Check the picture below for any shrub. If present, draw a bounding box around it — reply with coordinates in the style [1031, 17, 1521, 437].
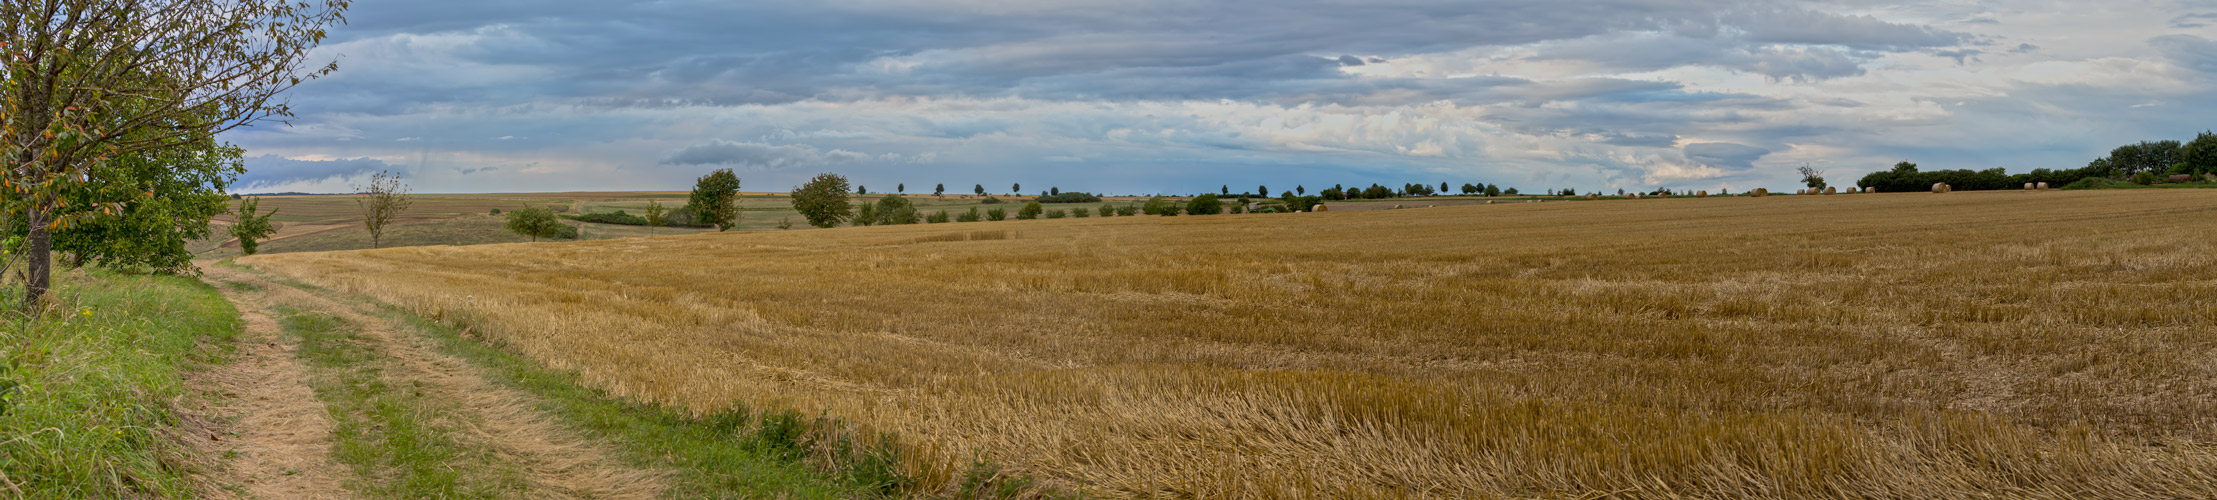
[1186, 194, 1224, 215]
[927, 210, 951, 223]
[488, 208, 501, 215]
[1231, 205, 1245, 214]
[505, 206, 568, 242]
[2132, 171, 2157, 185]
[1035, 192, 1102, 203]
[1141, 196, 1172, 215]
[1017, 201, 1044, 220]
[1073, 207, 1092, 218]
[854, 202, 877, 226]
[958, 207, 983, 222]
[1094, 206, 1113, 217]
[563, 210, 650, 225]
[987, 207, 1007, 221]
[1116, 205, 1139, 216]
[1159, 205, 1182, 216]
[875, 195, 920, 225]
[981, 196, 1003, 204]
[1044, 209, 1067, 219]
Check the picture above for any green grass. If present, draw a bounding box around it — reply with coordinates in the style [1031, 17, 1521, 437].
[0, 269, 242, 499]
[276, 308, 528, 499]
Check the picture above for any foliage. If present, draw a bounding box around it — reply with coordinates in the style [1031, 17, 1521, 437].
[1044, 209, 1066, 219]
[0, 0, 348, 307]
[1035, 192, 1102, 203]
[2133, 171, 2158, 185]
[875, 195, 919, 225]
[981, 196, 1003, 204]
[2094, 140, 2185, 176]
[643, 201, 668, 236]
[1141, 196, 1173, 215]
[1797, 164, 1828, 189]
[1072, 207, 1092, 218]
[15, 138, 242, 271]
[2060, 177, 2137, 190]
[958, 207, 983, 222]
[927, 210, 951, 224]
[1116, 205, 1140, 216]
[935, 184, 946, 197]
[356, 171, 413, 249]
[854, 202, 878, 226]
[563, 211, 650, 225]
[1186, 194, 1224, 215]
[231, 197, 280, 256]
[790, 173, 855, 228]
[690, 169, 744, 231]
[2183, 131, 2217, 176]
[1284, 195, 1325, 212]
[1858, 161, 2114, 193]
[777, 218, 795, 230]
[504, 206, 567, 242]
[986, 207, 1007, 221]
[1017, 201, 1045, 220]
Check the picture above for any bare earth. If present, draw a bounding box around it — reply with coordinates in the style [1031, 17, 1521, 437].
[183, 265, 354, 499]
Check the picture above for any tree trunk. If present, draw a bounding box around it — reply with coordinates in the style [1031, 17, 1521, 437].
[24, 208, 51, 313]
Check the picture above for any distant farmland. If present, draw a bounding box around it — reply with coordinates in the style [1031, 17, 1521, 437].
[242, 190, 2217, 498]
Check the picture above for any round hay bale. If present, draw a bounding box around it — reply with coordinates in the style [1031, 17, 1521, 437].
[1313, 204, 1329, 212]
[1823, 187, 1837, 195]
[1587, 194, 1599, 200]
[1931, 182, 1950, 193]
[1751, 188, 1768, 197]
[1867, 186, 1878, 193]
[1392, 204, 1403, 209]
[2037, 182, 2048, 190]
[1696, 190, 1708, 198]
[2024, 182, 2035, 190]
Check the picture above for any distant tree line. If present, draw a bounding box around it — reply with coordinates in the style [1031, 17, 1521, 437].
[1859, 131, 2216, 192]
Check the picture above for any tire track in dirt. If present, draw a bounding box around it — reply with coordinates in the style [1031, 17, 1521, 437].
[198, 263, 665, 499]
[185, 271, 355, 499]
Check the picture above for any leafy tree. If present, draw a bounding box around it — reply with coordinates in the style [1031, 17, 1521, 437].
[959, 207, 982, 222]
[1258, 185, 1269, 197]
[2099, 140, 2186, 176]
[974, 184, 985, 196]
[1050, 187, 1061, 196]
[689, 168, 742, 231]
[858, 185, 868, 195]
[356, 171, 412, 249]
[1013, 183, 1021, 194]
[1460, 183, 1477, 195]
[789, 173, 854, 228]
[504, 206, 565, 242]
[643, 200, 667, 236]
[898, 183, 905, 194]
[1797, 164, 1828, 189]
[1504, 187, 1519, 195]
[1, 0, 347, 307]
[1017, 201, 1045, 220]
[1186, 194, 1224, 215]
[1296, 186, 1306, 196]
[1141, 196, 1172, 215]
[935, 183, 945, 198]
[23, 135, 240, 272]
[875, 194, 919, 224]
[1440, 182, 1449, 194]
[854, 201, 878, 226]
[2183, 131, 2217, 176]
[230, 197, 280, 256]
[1221, 185, 1229, 195]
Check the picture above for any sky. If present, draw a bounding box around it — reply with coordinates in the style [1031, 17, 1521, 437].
[224, 0, 2217, 195]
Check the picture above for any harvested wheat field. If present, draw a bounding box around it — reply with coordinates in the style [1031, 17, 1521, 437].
[241, 189, 2217, 499]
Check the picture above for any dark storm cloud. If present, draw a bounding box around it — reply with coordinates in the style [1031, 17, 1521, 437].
[237, 155, 393, 189]
[1683, 143, 1772, 170]
[659, 140, 873, 169]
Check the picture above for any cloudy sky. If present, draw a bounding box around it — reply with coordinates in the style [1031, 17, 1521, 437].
[226, 0, 2217, 195]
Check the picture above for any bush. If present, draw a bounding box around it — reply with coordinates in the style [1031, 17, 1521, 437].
[1185, 194, 1223, 215]
[1141, 196, 1172, 215]
[488, 208, 501, 215]
[1094, 206, 1114, 217]
[1159, 205, 1183, 216]
[875, 195, 919, 225]
[1035, 192, 1102, 203]
[1231, 205, 1245, 214]
[2062, 177, 2132, 190]
[1044, 209, 1067, 219]
[854, 202, 877, 226]
[1073, 207, 1092, 218]
[980, 196, 1003, 204]
[1284, 195, 1325, 212]
[1116, 205, 1139, 216]
[2133, 171, 2158, 185]
[958, 207, 983, 222]
[927, 210, 951, 223]
[986, 207, 1007, 221]
[1017, 201, 1044, 220]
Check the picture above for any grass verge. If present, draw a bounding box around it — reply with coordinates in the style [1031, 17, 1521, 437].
[0, 269, 241, 498]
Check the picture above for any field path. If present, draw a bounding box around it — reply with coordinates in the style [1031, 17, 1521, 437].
[195, 262, 666, 499]
[183, 281, 355, 500]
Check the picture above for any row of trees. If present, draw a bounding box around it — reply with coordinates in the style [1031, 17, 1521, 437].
[1856, 132, 2217, 192]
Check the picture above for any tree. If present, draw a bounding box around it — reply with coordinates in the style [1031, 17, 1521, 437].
[1296, 185, 1306, 196]
[1258, 185, 1268, 197]
[689, 168, 742, 231]
[854, 201, 877, 226]
[1, 0, 347, 307]
[974, 184, 985, 196]
[858, 185, 868, 195]
[1017, 201, 1045, 220]
[898, 183, 905, 194]
[2099, 140, 2185, 176]
[1222, 185, 1229, 195]
[875, 194, 919, 225]
[1798, 164, 1828, 190]
[1186, 194, 1224, 215]
[230, 197, 280, 256]
[935, 183, 945, 198]
[2184, 131, 2217, 176]
[1440, 182, 1449, 194]
[1504, 187, 1519, 195]
[790, 173, 855, 228]
[642, 200, 668, 236]
[1013, 183, 1021, 194]
[504, 205, 564, 242]
[1050, 187, 1060, 196]
[356, 171, 412, 249]
[25, 133, 240, 272]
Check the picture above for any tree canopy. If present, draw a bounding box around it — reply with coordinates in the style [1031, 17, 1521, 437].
[689, 168, 742, 231]
[790, 173, 854, 228]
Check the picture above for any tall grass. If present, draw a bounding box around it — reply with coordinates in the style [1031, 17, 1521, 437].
[0, 269, 240, 498]
[246, 189, 2217, 498]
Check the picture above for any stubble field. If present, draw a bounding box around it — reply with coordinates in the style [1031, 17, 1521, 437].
[241, 189, 2217, 498]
